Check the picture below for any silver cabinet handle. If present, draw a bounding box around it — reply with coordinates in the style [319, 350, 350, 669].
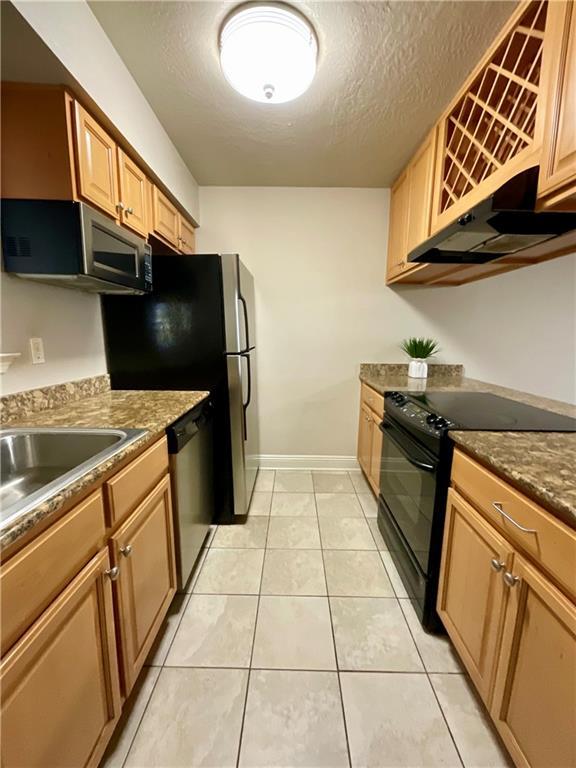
[492, 502, 537, 534]
[120, 544, 132, 558]
[503, 571, 520, 588]
[105, 566, 120, 581]
[126, 207, 134, 214]
[116, 202, 125, 211]
[490, 558, 505, 572]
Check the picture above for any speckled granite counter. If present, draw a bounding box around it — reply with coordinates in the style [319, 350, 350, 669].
[1, 388, 209, 552]
[360, 363, 576, 530]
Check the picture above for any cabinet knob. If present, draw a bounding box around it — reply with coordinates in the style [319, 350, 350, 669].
[120, 544, 133, 558]
[105, 566, 120, 581]
[126, 207, 134, 215]
[490, 558, 505, 572]
[116, 202, 125, 211]
[503, 571, 520, 588]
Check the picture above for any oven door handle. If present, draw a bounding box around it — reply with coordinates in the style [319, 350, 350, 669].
[379, 422, 437, 472]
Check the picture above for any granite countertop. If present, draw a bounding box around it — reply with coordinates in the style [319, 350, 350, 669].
[1, 389, 209, 552]
[360, 363, 576, 530]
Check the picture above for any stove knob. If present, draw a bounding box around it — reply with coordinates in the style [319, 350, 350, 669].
[395, 394, 407, 405]
[426, 413, 438, 425]
[385, 392, 396, 399]
[435, 417, 448, 429]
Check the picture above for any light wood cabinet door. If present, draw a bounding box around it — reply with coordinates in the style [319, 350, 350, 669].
[369, 410, 382, 493]
[386, 169, 410, 282]
[111, 474, 176, 694]
[74, 102, 119, 219]
[178, 215, 196, 254]
[0, 549, 121, 768]
[152, 186, 180, 248]
[357, 402, 373, 479]
[538, 1, 576, 210]
[118, 150, 148, 236]
[406, 130, 437, 254]
[437, 489, 513, 702]
[491, 554, 576, 768]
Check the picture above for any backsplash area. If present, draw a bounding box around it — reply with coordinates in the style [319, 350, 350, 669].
[0, 275, 107, 396]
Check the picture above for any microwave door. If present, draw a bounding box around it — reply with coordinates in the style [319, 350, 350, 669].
[81, 204, 144, 290]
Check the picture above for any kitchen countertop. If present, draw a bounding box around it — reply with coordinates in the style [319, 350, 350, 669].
[1, 389, 209, 553]
[360, 363, 576, 530]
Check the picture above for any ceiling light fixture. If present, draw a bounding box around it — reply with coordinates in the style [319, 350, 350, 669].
[219, 2, 318, 104]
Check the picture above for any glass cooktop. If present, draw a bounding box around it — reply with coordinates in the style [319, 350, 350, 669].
[408, 392, 576, 432]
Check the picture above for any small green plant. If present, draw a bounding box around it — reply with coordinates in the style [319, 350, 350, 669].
[401, 337, 440, 360]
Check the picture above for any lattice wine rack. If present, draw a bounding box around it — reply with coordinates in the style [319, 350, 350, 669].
[439, 0, 548, 215]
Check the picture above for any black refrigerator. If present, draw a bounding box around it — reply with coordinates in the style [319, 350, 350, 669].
[101, 253, 259, 523]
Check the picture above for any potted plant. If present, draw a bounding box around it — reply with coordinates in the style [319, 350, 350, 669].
[401, 337, 440, 379]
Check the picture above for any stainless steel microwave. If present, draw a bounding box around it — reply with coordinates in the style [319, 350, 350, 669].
[1, 200, 152, 294]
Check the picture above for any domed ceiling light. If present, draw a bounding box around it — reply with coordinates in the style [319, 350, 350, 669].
[219, 3, 318, 104]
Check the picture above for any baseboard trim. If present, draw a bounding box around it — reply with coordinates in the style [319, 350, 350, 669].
[258, 455, 360, 470]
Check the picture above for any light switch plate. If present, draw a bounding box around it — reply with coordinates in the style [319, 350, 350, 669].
[29, 337, 45, 364]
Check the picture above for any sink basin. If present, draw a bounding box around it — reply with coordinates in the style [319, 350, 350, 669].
[0, 427, 147, 528]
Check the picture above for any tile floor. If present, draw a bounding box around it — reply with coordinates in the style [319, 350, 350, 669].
[103, 469, 512, 768]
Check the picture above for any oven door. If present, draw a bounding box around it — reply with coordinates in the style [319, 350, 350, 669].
[80, 203, 149, 292]
[378, 416, 439, 574]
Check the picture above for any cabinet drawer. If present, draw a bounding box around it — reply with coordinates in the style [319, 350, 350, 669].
[361, 383, 384, 419]
[0, 490, 106, 655]
[105, 437, 169, 527]
[452, 450, 576, 599]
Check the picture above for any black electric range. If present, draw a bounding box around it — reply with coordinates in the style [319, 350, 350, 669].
[376, 391, 576, 633]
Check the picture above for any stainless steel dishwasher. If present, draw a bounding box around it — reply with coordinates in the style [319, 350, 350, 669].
[167, 401, 214, 590]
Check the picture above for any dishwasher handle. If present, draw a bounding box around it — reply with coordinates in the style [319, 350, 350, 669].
[167, 401, 212, 453]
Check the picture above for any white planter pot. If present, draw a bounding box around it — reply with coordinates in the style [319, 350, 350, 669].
[408, 358, 428, 379]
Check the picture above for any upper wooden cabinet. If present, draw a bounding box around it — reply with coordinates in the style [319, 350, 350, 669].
[386, 131, 436, 283]
[118, 149, 149, 236]
[538, 0, 576, 210]
[74, 103, 120, 219]
[179, 215, 196, 255]
[152, 186, 180, 248]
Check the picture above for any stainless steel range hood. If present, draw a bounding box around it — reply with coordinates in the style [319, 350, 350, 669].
[408, 168, 576, 265]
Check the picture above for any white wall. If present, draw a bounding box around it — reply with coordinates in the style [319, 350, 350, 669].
[0, 275, 106, 395]
[197, 187, 576, 458]
[12, 0, 200, 222]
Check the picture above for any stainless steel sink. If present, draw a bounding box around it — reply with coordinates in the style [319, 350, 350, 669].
[0, 427, 147, 528]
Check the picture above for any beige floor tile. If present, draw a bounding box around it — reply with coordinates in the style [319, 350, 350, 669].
[367, 518, 388, 549]
[266, 517, 321, 549]
[261, 549, 327, 595]
[312, 471, 355, 493]
[193, 548, 264, 594]
[125, 668, 248, 768]
[380, 551, 410, 598]
[316, 492, 364, 518]
[239, 670, 349, 767]
[211, 517, 268, 548]
[254, 469, 275, 492]
[349, 470, 372, 494]
[319, 517, 376, 550]
[430, 673, 512, 767]
[323, 550, 394, 597]
[358, 492, 378, 518]
[184, 546, 209, 593]
[270, 492, 316, 517]
[101, 666, 161, 768]
[273, 470, 314, 492]
[145, 593, 190, 666]
[341, 672, 462, 767]
[165, 595, 258, 668]
[252, 596, 336, 670]
[331, 597, 423, 671]
[400, 599, 462, 673]
[249, 491, 272, 516]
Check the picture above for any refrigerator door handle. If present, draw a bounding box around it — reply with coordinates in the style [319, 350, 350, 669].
[239, 293, 250, 351]
[241, 351, 252, 409]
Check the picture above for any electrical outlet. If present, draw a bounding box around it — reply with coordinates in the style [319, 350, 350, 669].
[29, 337, 45, 364]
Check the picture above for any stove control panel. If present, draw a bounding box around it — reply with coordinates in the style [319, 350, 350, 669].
[384, 392, 457, 434]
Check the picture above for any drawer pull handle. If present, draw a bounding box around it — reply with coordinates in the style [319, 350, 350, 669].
[120, 544, 133, 557]
[503, 571, 520, 588]
[490, 558, 505, 572]
[492, 502, 537, 534]
[105, 566, 120, 581]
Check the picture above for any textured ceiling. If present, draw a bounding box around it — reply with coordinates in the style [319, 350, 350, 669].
[89, 0, 516, 187]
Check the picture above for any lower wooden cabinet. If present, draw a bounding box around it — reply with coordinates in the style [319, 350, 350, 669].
[438, 459, 576, 768]
[491, 555, 576, 768]
[357, 383, 384, 494]
[111, 474, 177, 694]
[0, 549, 121, 768]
